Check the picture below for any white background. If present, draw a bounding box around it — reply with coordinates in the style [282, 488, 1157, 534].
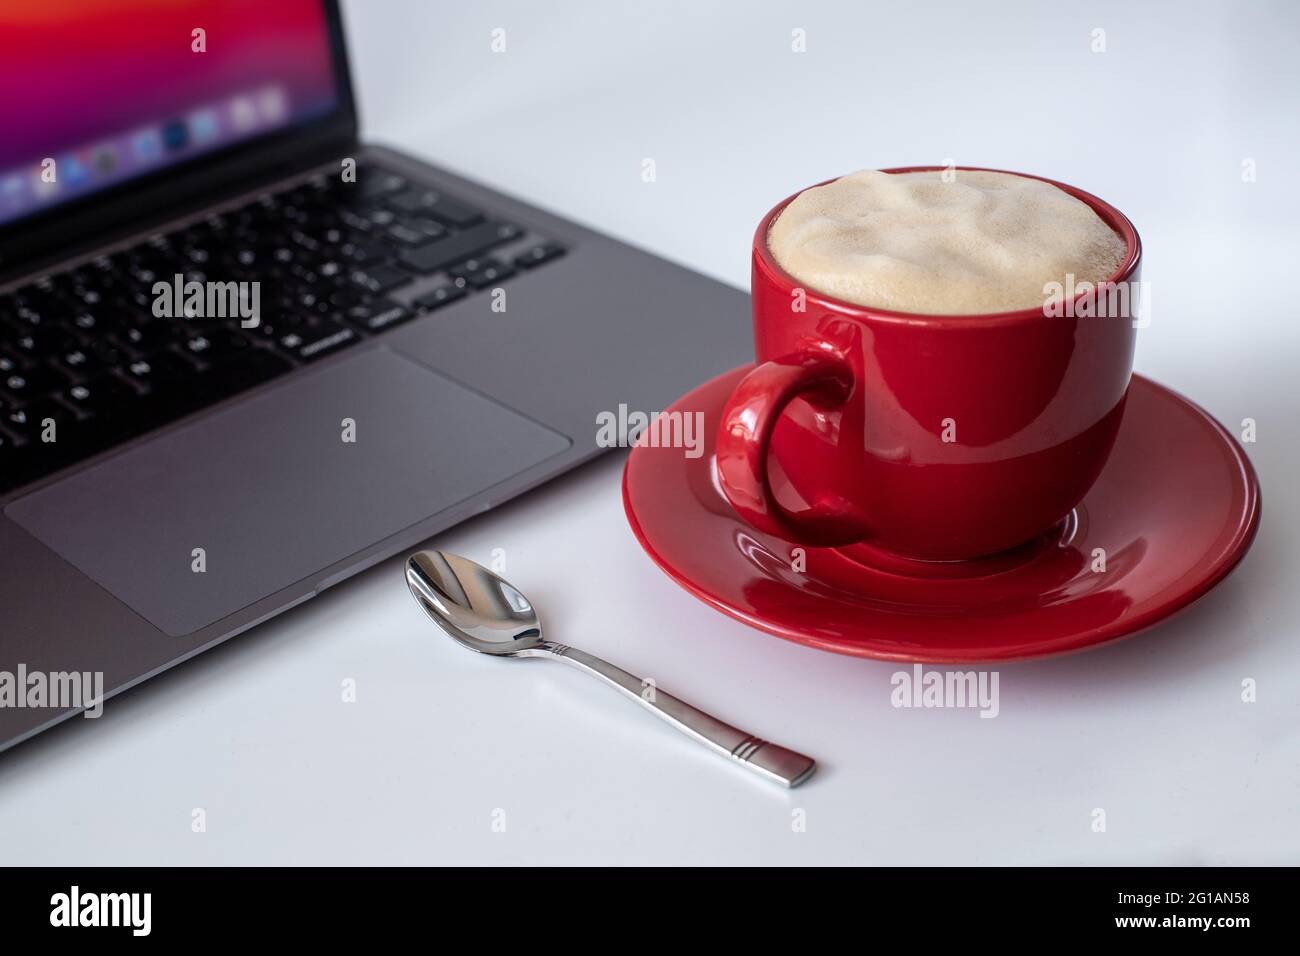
[1, 0, 1296, 864]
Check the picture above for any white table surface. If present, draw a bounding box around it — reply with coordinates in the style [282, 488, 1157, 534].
[2, 0, 1296, 865]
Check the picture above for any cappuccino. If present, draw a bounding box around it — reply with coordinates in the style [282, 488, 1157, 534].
[767, 169, 1128, 315]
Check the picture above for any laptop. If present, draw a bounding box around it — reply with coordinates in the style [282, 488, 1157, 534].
[0, 0, 748, 751]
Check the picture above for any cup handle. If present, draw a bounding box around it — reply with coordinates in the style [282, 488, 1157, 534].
[715, 352, 869, 546]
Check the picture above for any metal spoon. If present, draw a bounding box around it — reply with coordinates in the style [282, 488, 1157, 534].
[405, 550, 816, 787]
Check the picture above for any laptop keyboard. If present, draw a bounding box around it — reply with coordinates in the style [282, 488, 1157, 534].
[0, 163, 566, 494]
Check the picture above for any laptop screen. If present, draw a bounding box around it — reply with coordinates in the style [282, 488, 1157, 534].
[0, 0, 340, 228]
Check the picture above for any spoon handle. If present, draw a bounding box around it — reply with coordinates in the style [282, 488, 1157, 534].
[539, 642, 816, 787]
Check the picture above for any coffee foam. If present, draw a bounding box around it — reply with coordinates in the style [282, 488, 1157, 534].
[766, 169, 1129, 315]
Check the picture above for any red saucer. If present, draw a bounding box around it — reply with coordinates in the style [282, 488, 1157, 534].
[622, 366, 1260, 663]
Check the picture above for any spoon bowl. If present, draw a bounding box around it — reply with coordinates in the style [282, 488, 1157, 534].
[406, 550, 547, 656]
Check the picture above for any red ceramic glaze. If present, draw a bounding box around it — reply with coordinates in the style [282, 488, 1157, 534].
[716, 167, 1143, 559]
[624, 366, 1260, 663]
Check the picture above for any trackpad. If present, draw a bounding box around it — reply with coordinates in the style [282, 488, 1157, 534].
[6, 348, 570, 636]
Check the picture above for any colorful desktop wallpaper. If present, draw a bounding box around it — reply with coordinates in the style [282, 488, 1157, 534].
[0, 0, 339, 223]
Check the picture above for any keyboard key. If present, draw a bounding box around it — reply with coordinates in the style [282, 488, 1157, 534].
[181, 330, 260, 366]
[450, 257, 516, 289]
[290, 228, 324, 253]
[411, 283, 468, 312]
[57, 347, 109, 376]
[9, 326, 78, 358]
[388, 189, 484, 228]
[344, 299, 415, 333]
[85, 339, 129, 368]
[349, 263, 412, 295]
[277, 322, 358, 362]
[494, 222, 525, 243]
[397, 222, 515, 274]
[339, 209, 375, 233]
[61, 375, 138, 417]
[358, 170, 407, 197]
[394, 216, 446, 243]
[5, 399, 74, 441]
[2, 365, 70, 400]
[113, 321, 177, 352]
[67, 311, 109, 334]
[386, 222, 439, 246]
[281, 287, 335, 317]
[120, 352, 196, 393]
[2, 406, 32, 437]
[337, 238, 391, 265]
[514, 241, 567, 269]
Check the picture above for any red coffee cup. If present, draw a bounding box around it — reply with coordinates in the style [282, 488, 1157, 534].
[716, 167, 1142, 561]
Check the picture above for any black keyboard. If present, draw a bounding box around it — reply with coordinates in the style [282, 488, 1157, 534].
[0, 164, 567, 494]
